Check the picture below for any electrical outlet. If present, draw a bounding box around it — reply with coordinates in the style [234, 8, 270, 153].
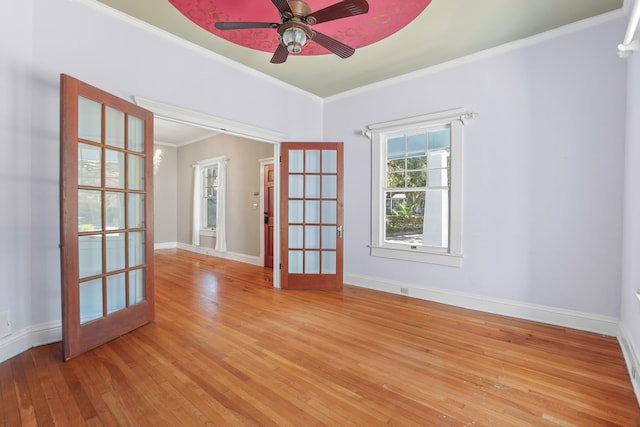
[0, 310, 10, 338]
[400, 287, 409, 295]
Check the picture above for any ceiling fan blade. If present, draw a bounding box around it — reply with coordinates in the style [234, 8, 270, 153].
[215, 22, 279, 30]
[307, 0, 369, 25]
[311, 31, 355, 59]
[270, 43, 290, 64]
[271, 0, 294, 16]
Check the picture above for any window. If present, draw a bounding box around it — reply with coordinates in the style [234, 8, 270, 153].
[202, 164, 218, 231]
[366, 108, 474, 267]
[192, 156, 227, 251]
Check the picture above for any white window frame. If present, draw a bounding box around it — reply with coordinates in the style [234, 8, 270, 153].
[192, 156, 228, 251]
[365, 108, 476, 267]
[200, 162, 219, 237]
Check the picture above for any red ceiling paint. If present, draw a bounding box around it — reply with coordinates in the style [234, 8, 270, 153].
[169, 0, 432, 56]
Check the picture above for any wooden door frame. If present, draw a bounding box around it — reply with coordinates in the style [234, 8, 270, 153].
[132, 97, 284, 288]
[259, 157, 275, 268]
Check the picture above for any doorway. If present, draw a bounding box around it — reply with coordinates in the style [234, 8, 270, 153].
[140, 97, 283, 287]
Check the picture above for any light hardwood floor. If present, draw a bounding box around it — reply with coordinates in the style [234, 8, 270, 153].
[2, 249, 639, 426]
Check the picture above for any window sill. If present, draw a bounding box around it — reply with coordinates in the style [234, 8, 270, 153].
[200, 229, 216, 238]
[370, 246, 462, 267]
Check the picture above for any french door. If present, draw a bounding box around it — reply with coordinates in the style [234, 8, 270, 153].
[60, 74, 155, 360]
[280, 142, 343, 290]
[264, 163, 275, 268]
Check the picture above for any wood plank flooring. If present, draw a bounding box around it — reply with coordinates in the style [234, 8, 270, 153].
[1, 248, 639, 426]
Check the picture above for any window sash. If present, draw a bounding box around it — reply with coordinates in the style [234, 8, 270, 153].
[369, 112, 465, 266]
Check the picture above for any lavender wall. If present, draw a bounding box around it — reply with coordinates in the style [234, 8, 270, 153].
[325, 18, 627, 317]
[0, 1, 34, 334]
[622, 40, 640, 363]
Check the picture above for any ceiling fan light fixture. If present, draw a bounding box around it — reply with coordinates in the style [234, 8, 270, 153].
[282, 26, 308, 54]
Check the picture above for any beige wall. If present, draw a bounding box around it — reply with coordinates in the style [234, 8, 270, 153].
[177, 134, 273, 256]
[153, 144, 178, 243]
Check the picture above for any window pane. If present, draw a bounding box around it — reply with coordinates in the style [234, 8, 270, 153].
[289, 150, 304, 173]
[387, 171, 405, 188]
[78, 190, 102, 232]
[305, 251, 320, 274]
[387, 159, 405, 172]
[305, 201, 320, 224]
[322, 226, 337, 249]
[385, 191, 426, 245]
[105, 233, 125, 272]
[322, 251, 336, 274]
[128, 154, 144, 190]
[306, 175, 320, 198]
[305, 226, 320, 249]
[289, 200, 303, 223]
[128, 193, 145, 229]
[105, 192, 125, 230]
[78, 97, 101, 143]
[129, 269, 146, 305]
[428, 168, 448, 187]
[288, 250, 303, 273]
[406, 156, 427, 170]
[79, 235, 102, 278]
[105, 107, 125, 148]
[105, 149, 125, 188]
[407, 171, 426, 188]
[106, 273, 126, 314]
[322, 201, 337, 224]
[306, 150, 320, 173]
[80, 278, 103, 324]
[428, 129, 450, 150]
[322, 150, 337, 173]
[387, 136, 405, 157]
[128, 115, 145, 153]
[205, 197, 216, 228]
[128, 231, 145, 267]
[78, 143, 101, 187]
[289, 175, 303, 198]
[289, 226, 303, 248]
[423, 189, 449, 248]
[322, 175, 337, 199]
[407, 133, 427, 154]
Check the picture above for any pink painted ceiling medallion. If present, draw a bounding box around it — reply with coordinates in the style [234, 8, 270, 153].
[169, 0, 432, 56]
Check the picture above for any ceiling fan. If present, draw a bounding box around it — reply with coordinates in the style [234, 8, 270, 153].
[214, 0, 370, 64]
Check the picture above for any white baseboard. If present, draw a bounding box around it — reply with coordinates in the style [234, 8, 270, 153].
[0, 321, 62, 363]
[618, 325, 640, 406]
[344, 273, 620, 336]
[154, 241, 177, 250]
[174, 242, 263, 266]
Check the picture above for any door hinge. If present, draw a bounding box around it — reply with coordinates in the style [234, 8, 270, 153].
[279, 263, 282, 270]
[279, 155, 282, 162]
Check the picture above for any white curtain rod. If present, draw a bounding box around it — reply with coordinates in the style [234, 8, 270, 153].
[619, 0, 640, 57]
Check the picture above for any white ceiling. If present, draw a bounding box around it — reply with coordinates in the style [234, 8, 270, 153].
[89, 0, 626, 144]
[154, 118, 219, 146]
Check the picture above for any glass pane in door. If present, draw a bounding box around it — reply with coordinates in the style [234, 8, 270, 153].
[106, 273, 126, 314]
[105, 107, 125, 148]
[78, 97, 102, 142]
[129, 268, 146, 305]
[80, 278, 103, 324]
[78, 143, 101, 187]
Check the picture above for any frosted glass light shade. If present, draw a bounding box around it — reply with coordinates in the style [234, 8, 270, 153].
[282, 27, 307, 53]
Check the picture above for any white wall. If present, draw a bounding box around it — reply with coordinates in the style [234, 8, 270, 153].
[325, 18, 627, 318]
